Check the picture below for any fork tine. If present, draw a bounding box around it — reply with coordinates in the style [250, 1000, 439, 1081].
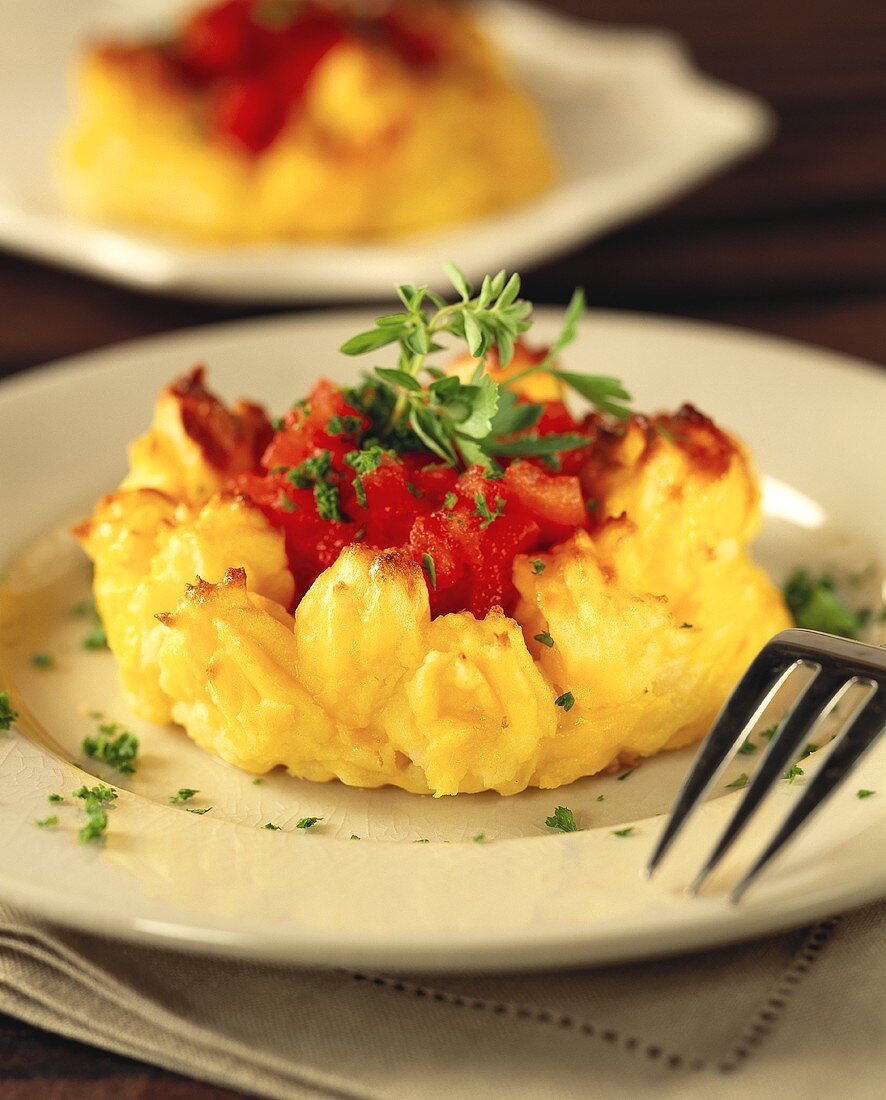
[645, 649, 799, 878]
[687, 668, 844, 895]
[731, 683, 885, 903]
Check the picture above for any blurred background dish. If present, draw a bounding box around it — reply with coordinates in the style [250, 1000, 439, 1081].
[0, 0, 770, 300]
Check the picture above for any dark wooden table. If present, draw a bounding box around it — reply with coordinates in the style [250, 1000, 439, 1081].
[2, 1, 885, 1095]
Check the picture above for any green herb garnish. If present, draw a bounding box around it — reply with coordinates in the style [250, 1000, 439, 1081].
[737, 741, 758, 756]
[530, 559, 546, 575]
[783, 569, 867, 639]
[612, 826, 634, 838]
[263, 822, 282, 830]
[545, 806, 577, 832]
[784, 764, 805, 784]
[82, 613, 108, 650]
[726, 773, 749, 790]
[422, 553, 437, 589]
[0, 690, 17, 729]
[82, 721, 138, 775]
[555, 691, 575, 712]
[34, 815, 58, 829]
[31, 653, 54, 670]
[169, 788, 199, 804]
[339, 266, 631, 471]
[72, 784, 117, 843]
[857, 789, 876, 799]
[187, 806, 212, 815]
[48, 793, 64, 803]
[473, 492, 505, 530]
[296, 816, 322, 830]
[534, 631, 554, 648]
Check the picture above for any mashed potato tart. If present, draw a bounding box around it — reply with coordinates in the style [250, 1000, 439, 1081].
[76, 268, 789, 794]
[59, 0, 554, 242]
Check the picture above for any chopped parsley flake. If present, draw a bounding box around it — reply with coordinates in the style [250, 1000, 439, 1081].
[326, 414, 363, 436]
[422, 553, 437, 589]
[286, 450, 345, 522]
[31, 653, 54, 670]
[296, 816, 322, 830]
[34, 815, 58, 828]
[596, 795, 605, 802]
[0, 690, 18, 730]
[263, 822, 282, 830]
[169, 788, 199, 804]
[612, 826, 634, 837]
[350, 834, 361, 840]
[187, 806, 212, 815]
[82, 613, 108, 650]
[783, 569, 866, 639]
[252, 778, 264, 786]
[473, 493, 505, 530]
[617, 769, 635, 781]
[406, 481, 424, 498]
[82, 721, 139, 775]
[473, 833, 487, 843]
[555, 691, 575, 712]
[726, 773, 749, 790]
[530, 559, 546, 575]
[680, 622, 694, 630]
[798, 743, 818, 760]
[784, 764, 805, 784]
[48, 793, 64, 803]
[857, 789, 876, 799]
[586, 498, 598, 513]
[737, 741, 758, 756]
[72, 784, 117, 843]
[534, 631, 554, 648]
[759, 725, 778, 742]
[442, 491, 457, 511]
[545, 806, 577, 832]
[278, 490, 298, 513]
[70, 600, 92, 617]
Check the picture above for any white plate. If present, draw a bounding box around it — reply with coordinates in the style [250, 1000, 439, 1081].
[1, 310, 884, 972]
[0, 0, 772, 302]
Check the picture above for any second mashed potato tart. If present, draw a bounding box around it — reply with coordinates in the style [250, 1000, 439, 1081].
[59, 0, 554, 242]
[77, 269, 789, 794]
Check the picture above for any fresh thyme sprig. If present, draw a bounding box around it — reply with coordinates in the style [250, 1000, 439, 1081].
[339, 265, 632, 471]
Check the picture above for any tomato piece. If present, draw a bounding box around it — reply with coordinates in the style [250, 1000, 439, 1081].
[503, 462, 588, 541]
[179, 0, 261, 79]
[213, 77, 289, 153]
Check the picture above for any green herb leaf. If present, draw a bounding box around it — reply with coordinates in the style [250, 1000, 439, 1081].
[726, 773, 749, 790]
[296, 816, 322, 830]
[82, 613, 108, 650]
[473, 492, 505, 530]
[422, 553, 437, 590]
[0, 690, 18, 730]
[737, 741, 758, 756]
[534, 631, 554, 648]
[555, 691, 575, 712]
[31, 653, 54, 670]
[612, 826, 635, 838]
[263, 822, 282, 830]
[545, 806, 577, 832]
[784, 764, 805, 784]
[34, 815, 59, 828]
[530, 559, 546, 575]
[82, 722, 139, 775]
[857, 789, 876, 799]
[187, 806, 212, 815]
[783, 569, 866, 639]
[169, 788, 199, 804]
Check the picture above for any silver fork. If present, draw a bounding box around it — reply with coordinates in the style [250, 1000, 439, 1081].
[646, 628, 886, 902]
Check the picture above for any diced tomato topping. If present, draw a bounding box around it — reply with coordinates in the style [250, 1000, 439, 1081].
[230, 378, 594, 617]
[168, 0, 442, 155]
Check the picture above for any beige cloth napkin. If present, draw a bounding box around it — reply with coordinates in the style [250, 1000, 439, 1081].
[1, 900, 884, 1100]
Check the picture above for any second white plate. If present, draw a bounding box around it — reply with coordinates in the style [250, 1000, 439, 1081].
[0, 0, 772, 301]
